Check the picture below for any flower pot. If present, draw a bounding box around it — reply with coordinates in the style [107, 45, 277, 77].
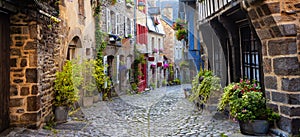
[83, 96, 94, 107]
[239, 120, 269, 135]
[148, 56, 155, 61]
[157, 62, 162, 67]
[55, 106, 69, 123]
[93, 95, 99, 103]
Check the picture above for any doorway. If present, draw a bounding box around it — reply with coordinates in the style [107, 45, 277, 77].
[0, 12, 10, 132]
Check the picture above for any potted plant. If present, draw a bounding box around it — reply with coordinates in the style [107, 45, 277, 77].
[218, 79, 280, 135]
[189, 70, 221, 111]
[162, 80, 167, 86]
[173, 78, 181, 85]
[82, 59, 97, 107]
[176, 28, 187, 41]
[54, 60, 79, 123]
[172, 19, 187, 30]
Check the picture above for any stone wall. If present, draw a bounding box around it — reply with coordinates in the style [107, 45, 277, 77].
[245, 0, 300, 135]
[161, 20, 175, 63]
[9, 9, 60, 128]
[37, 15, 60, 125]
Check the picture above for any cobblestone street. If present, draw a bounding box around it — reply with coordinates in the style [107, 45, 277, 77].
[1, 85, 242, 137]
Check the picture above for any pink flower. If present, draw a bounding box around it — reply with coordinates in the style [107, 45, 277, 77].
[163, 63, 169, 69]
[253, 83, 257, 88]
[246, 79, 250, 84]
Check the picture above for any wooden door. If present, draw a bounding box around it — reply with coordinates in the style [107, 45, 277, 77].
[0, 12, 10, 132]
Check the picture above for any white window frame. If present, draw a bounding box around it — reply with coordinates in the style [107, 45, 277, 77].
[106, 9, 111, 33]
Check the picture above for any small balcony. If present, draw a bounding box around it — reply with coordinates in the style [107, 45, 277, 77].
[198, 0, 239, 22]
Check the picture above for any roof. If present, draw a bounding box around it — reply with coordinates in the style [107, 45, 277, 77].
[147, 15, 165, 35]
[161, 15, 174, 27]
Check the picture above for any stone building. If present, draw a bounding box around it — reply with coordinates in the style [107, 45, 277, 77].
[161, 16, 184, 81]
[147, 8, 165, 88]
[100, 0, 138, 94]
[197, 0, 300, 135]
[0, 0, 97, 131]
[59, 0, 97, 106]
[0, 0, 61, 131]
[179, 0, 202, 72]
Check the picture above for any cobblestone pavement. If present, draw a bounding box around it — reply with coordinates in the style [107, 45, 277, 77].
[1, 85, 243, 137]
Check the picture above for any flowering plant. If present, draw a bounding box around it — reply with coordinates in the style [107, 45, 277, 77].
[153, 48, 158, 53]
[159, 48, 164, 53]
[163, 63, 169, 69]
[218, 79, 279, 122]
[172, 19, 187, 30]
[175, 29, 187, 41]
[150, 63, 156, 68]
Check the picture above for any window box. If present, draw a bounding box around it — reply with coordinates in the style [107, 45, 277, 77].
[148, 56, 155, 61]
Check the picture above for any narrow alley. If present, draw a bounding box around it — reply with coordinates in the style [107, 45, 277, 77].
[1, 85, 240, 137]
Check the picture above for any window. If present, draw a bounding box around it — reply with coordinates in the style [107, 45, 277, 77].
[126, 18, 131, 36]
[152, 37, 155, 51]
[158, 38, 161, 51]
[110, 11, 116, 34]
[106, 9, 111, 33]
[240, 26, 262, 82]
[131, 19, 134, 36]
[78, 0, 85, 24]
[116, 14, 122, 35]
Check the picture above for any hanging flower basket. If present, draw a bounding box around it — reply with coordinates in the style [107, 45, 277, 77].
[176, 29, 187, 41]
[172, 19, 187, 30]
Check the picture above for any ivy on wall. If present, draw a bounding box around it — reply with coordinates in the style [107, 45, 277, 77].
[93, 16, 112, 100]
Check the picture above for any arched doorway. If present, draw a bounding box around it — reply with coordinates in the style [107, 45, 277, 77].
[67, 36, 82, 60]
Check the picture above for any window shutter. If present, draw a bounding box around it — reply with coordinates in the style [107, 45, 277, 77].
[103, 56, 108, 88]
[106, 9, 110, 33]
[131, 19, 134, 37]
[115, 13, 118, 34]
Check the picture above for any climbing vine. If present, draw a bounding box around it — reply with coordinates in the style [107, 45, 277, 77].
[92, 0, 117, 16]
[131, 52, 145, 91]
[93, 16, 112, 100]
